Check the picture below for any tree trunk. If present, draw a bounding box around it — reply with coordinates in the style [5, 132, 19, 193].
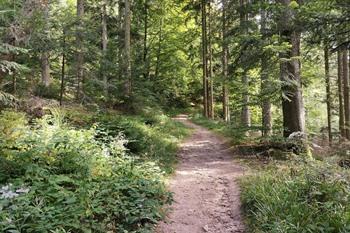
[338, 50, 345, 138]
[124, 0, 132, 97]
[208, 0, 214, 119]
[41, 1, 51, 87]
[278, 0, 305, 137]
[240, 0, 250, 127]
[155, 17, 163, 79]
[343, 49, 350, 139]
[260, 1, 272, 136]
[76, 0, 84, 100]
[324, 44, 332, 144]
[118, 0, 123, 80]
[12, 72, 17, 95]
[60, 30, 66, 106]
[101, 0, 108, 98]
[222, 0, 230, 122]
[143, 0, 149, 79]
[201, 0, 209, 117]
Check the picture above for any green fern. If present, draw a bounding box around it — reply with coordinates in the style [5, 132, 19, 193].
[0, 91, 17, 107]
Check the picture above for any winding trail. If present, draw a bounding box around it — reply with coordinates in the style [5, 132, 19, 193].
[156, 115, 245, 233]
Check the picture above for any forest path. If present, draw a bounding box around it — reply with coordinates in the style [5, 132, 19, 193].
[156, 115, 245, 233]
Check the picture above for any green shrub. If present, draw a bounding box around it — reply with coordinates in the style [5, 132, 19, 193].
[0, 110, 173, 232]
[34, 82, 61, 99]
[241, 161, 350, 233]
[190, 113, 247, 144]
[94, 112, 189, 174]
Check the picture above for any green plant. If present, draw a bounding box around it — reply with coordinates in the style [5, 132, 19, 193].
[241, 161, 350, 233]
[0, 110, 176, 232]
[34, 82, 61, 100]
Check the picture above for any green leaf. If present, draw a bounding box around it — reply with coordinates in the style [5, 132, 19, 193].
[289, 1, 299, 9]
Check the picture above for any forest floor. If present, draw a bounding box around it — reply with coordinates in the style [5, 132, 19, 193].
[156, 115, 245, 233]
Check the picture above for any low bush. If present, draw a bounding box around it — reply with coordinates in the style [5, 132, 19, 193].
[34, 82, 61, 100]
[65, 109, 189, 174]
[241, 160, 350, 233]
[0, 109, 182, 232]
[190, 113, 248, 144]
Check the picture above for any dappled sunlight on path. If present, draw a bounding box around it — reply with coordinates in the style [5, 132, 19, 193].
[156, 115, 245, 233]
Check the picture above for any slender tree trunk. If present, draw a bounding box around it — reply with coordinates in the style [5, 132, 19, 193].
[240, 0, 250, 127]
[201, 0, 209, 117]
[343, 49, 350, 139]
[324, 44, 332, 144]
[338, 50, 345, 138]
[76, 0, 84, 100]
[101, 0, 108, 98]
[124, 0, 132, 97]
[155, 17, 163, 79]
[41, 1, 51, 87]
[208, 0, 214, 119]
[12, 72, 16, 95]
[60, 30, 66, 106]
[118, 0, 123, 80]
[222, 0, 230, 122]
[143, 0, 149, 79]
[278, 0, 305, 137]
[260, 1, 272, 136]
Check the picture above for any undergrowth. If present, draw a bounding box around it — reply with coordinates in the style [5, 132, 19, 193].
[65, 107, 189, 174]
[0, 108, 189, 232]
[241, 160, 350, 233]
[190, 113, 248, 144]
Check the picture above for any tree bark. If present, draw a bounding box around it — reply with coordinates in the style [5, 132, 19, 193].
[201, 0, 209, 117]
[76, 0, 84, 100]
[118, 0, 123, 80]
[261, 1, 272, 136]
[143, 0, 149, 79]
[338, 50, 345, 138]
[60, 30, 66, 106]
[343, 49, 350, 139]
[124, 0, 132, 97]
[278, 0, 305, 137]
[240, 0, 250, 127]
[41, 0, 51, 87]
[222, 0, 230, 122]
[324, 44, 332, 144]
[155, 17, 163, 80]
[101, 0, 108, 98]
[208, 0, 214, 119]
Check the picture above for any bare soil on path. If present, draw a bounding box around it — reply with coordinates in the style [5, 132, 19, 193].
[156, 115, 245, 233]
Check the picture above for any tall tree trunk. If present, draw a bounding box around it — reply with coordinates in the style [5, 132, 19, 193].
[41, 1, 51, 87]
[343, 49, 350, 139]
[76, 0, 84, 100]
[324, 44, 332, 144]
[240, 0, 250, 127]
[155, 17, 163, 79]
[124, 0, 132, 97]
[208, 0, 214, 119]
[143, 0, 149, 79]
[222, 0, 230, 122]
[278, 0, 305, 137]
[118, 0, 123, 80]
[338, 50, 345, 138]
[201, 0, 209, 117]
[12, 72, 17, 95]
[101, 0, 108, 98]
[260, 1, 272, 136]
[60, 30, 66, 106]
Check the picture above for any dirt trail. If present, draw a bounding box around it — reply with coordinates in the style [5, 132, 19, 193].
[156, 115, 245, 233]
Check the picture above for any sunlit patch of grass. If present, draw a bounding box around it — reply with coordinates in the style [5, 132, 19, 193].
[240, 159, 350, 233]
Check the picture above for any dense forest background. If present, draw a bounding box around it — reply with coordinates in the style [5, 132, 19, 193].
[1, 0, 350, 232]
[1, 0, 350, 140]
